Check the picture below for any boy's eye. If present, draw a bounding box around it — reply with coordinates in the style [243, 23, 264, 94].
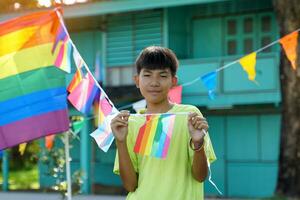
[143, 74, 150, 77]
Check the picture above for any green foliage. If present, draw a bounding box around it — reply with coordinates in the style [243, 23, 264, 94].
[39, 131, 83, 199]
[7, 141, 40, 170]
[0, 166, 39, 190]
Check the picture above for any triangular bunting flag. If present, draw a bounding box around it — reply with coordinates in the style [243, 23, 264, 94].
[201, 72, 217, 100]
[45, 135, 55, 150]
[168, 85, 183, 104]
[72, 118, 85, 135]
[279, 31, 298, 70]
[239, 52, 257, 82]
[19, 143, 27, 155]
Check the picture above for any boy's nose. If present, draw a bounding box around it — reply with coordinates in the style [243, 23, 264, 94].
[149, 79, 160, 87]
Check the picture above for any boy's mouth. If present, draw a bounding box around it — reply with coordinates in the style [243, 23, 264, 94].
[148, 90, 161, 95]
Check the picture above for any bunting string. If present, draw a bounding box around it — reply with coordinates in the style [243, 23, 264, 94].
[61, 4, 300, 155]
[56, 10, 117, 111]
[178, 28, 300, 93]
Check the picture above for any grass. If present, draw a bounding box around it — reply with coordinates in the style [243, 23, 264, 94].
[0, 165, 40, 190]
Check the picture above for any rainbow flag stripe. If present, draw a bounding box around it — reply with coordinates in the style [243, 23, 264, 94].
[93, 91, 113, 125]
[0, 10, 71, 150]
[134, 114, 176, 159]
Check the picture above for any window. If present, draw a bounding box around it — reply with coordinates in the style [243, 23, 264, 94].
[227, 20, 237, 35]
[106, 66, 135, 86]
[259, 14, 276, 53]
[244, 38, 253, 53]
[261, 16, 271, 32]
[228, 40, 237, 55]
[225, 13, 276, 56]
[243, 18, 253, 33]
[106, 10, 163, 86]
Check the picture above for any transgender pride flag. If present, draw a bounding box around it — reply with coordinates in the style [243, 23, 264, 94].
[68, 73, 99, 114]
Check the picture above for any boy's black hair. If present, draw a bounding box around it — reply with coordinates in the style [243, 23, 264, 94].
[135, 46, 179, 76]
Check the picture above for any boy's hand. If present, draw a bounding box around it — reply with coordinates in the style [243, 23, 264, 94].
[188, 112, 209, 145]
[111, 110, 130, 142]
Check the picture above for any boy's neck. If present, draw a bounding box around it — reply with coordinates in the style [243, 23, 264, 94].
[146, 100, 174, 114]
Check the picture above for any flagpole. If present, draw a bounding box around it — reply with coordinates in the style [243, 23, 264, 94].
[64, 132, 72, 200]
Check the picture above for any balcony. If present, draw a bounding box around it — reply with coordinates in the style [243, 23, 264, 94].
[178, 52, 281, 108]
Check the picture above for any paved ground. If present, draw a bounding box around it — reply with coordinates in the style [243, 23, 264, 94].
[0, 192, 239, 200]
[0, 192, 125, 200]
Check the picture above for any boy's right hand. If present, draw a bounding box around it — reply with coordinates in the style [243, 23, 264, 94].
[111, 110, 130, 142]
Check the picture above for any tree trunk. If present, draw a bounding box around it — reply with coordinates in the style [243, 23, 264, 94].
[273, 0, 300, 197]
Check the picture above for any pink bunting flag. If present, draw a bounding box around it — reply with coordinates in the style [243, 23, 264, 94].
[168, 85, 182, 104]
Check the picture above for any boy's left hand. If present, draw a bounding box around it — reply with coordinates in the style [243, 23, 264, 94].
[188, 112, 209, 144]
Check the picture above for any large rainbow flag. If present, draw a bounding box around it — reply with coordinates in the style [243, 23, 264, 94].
[0, 10, 71, 150]
[134, 114, 176, 159]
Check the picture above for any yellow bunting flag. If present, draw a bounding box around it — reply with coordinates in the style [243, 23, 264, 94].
[279, 31, 298, 70]
[19, 143, 27, 155]
[239, 52, 257, 82]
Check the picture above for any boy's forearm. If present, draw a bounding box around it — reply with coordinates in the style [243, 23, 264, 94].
[192, 146, 208, 182]
[116, 141, 138, 192]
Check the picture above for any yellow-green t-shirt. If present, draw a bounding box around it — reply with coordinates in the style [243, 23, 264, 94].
[113, 104, 216, 200]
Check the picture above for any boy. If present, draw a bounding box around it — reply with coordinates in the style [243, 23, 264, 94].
[111, 46, 216, 200]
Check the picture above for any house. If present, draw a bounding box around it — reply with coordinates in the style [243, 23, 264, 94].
[0, 0, 281, 198]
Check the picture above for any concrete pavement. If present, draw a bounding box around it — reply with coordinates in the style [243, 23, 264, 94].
[0, 192, 238, 200]
[0, 192, 125, 200]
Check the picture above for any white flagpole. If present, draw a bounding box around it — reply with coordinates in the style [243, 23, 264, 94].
[65, 132, 72, 200]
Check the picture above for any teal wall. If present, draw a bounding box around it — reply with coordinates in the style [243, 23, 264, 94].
[204, 113, 280, 197]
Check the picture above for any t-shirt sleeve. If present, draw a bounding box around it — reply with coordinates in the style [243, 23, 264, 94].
[187, 106, 217, 164]
[113, 121, 139, 175]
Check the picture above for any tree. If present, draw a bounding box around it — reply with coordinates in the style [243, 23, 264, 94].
[273, 0, 300, 197]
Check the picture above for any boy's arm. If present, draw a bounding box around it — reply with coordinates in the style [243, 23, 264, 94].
[191, 139, 208, 182]
[188, 112, 209, 182]
[111, 111, 138, 192]
[116, 140, 138, 192]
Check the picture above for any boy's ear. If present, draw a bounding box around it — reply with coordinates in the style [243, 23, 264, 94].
[133, 75, 140, 88]
[171, 76, 178, 87]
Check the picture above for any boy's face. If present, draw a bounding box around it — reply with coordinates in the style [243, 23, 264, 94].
[134, 68, 177, 104]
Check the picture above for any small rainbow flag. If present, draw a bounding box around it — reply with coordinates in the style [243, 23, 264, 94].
[94, 91, 113, 125]
[67, 67, 83, 93]
[67, 48, 84, 92]
[134, 114, 176, 159]
[68, 73, 99, 114]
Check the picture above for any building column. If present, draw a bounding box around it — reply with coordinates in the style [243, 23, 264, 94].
[80, 119, 92, 194]
[2, 150, 9, 191]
